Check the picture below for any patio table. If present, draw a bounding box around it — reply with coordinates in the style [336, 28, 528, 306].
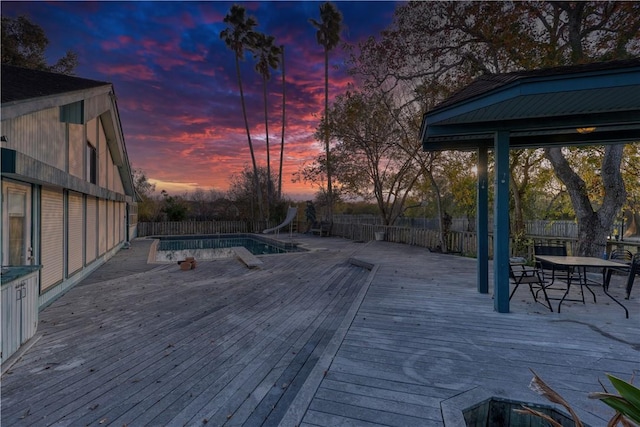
[534, 255, 631, 318]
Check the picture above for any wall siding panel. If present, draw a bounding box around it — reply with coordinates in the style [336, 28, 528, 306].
[67, 192, 84, 275]
[1, 108, 66, 170]
[86, 197, 97, 263]
[113, 166, 124, 194]
[99, 120, 108, 188]
[120, 202, 125, 242]
[84, 93, 111, 122]
[87, 118, 97, 145]
[68, 124, 84, 178]
[107, 200, 115, 250]
[41, 188, 64, 291]
[108, 150, 115, 191]
[99, 199, 107, 256]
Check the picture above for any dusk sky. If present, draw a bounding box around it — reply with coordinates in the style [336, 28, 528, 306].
[2, 1, 400, 199]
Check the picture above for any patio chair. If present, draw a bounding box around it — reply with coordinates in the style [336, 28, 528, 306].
[509, 260, 553, 311]
[534, 244, 580, 286]
[603, 249, 634, 295]
[624, 252, 640, 299]
[310, 221, 332, 237]
[609, 249, 633, 263]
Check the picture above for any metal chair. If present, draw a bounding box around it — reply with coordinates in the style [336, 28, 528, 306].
[509, 261, 553, 311]
[534, 244, 579, 286]
[625, 252, 640, 299]
[609, 249, 633, 263]
[604, 250, 635, 298]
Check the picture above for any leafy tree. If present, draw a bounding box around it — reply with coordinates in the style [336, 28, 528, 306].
[160, 190, 189, 221]
[227, 165, 280, 221]
[442, 152, 478, 230]
[252, 33, 282, 218]
[530, 1, 638, 255]
[293, 155, 343, 220]
[509, 150, 548, 235]
[132, 169, 159, 222]
[220, 5, 264, 220]
[323, 90, 420, 225]
[1, 15, 78, 74]
[187, 188, 226, 221]
[621, 144, 640, 237]
[309, 2, 343, 222]
[349, 1, 640, 256]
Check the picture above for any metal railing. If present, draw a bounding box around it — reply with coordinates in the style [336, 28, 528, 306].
[137, 220, 275, 237]
[136, 220, 637, 258]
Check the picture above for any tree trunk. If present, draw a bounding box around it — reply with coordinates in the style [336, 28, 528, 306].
[324, 47, 333, 221]
[421, 165, 447, 252]
[263, 76, 271, 219]
[278, 45, 286, 199]
[510, 173, 526, 236]
[544, 145, 626, 256]
[236, 57, 264, 221]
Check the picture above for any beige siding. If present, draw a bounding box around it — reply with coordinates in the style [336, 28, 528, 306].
[118, 202, 124, 242]
[107, 200, 114, 250]
[67, 192, 84, 275]
[41, 188, 64, 291]
[86, 197, 97, 263]
[113, 166, 125, 194]
[68, 124, 84, 178]
[1, 108, 66, 170]
[109, 151, 120, 191]
[98, 199, 107, 255]
[115, 202, 121, 244]
[98, 120, 108, 188]
[87, 118, 97, 146]
[84, 92, 112, 122]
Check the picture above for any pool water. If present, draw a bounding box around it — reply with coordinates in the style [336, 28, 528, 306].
[153, 234, 304, 262]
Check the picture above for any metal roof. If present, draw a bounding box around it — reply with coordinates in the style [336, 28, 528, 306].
[420, 58, 640, 150]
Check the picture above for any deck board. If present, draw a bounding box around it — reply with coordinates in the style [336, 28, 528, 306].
[1, 236, 639, 427]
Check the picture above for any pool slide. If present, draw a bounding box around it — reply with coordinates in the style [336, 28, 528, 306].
[263, 207, 298, 234]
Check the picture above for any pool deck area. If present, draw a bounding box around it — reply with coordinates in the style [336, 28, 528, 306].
[1, 234, 639, 426]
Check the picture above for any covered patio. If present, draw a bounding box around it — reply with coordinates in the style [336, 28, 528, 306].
[420, 58, 640, 313]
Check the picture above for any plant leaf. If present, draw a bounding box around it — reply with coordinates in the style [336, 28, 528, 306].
[528, 369, 584, 427]
[599, 396, 640, 424]
[607, 374, 640, 410]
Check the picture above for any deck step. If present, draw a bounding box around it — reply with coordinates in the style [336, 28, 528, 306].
[232, 246, 263, 268]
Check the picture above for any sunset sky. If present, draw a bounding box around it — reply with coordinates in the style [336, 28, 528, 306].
[3, 1, 400, 200]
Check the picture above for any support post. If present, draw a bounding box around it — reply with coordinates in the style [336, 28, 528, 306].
[493, 131, 510, 313]
[477, 145, 489, 294]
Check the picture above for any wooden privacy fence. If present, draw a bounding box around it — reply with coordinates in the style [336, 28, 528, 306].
[330, 222, 578, 258]
[334, 215, 580, 238]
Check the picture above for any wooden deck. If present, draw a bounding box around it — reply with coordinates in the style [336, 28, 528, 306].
[1, 235, 638, 426]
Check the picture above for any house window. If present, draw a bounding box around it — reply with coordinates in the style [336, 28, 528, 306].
[60, 101, 84, 124]
[86, 143, 97, 184]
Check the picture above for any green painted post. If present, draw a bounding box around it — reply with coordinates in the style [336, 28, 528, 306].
[494, 131, 510, 313]
[477, 145, 489, 294]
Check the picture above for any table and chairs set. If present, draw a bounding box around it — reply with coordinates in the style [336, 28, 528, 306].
[509, 245, 639, 318]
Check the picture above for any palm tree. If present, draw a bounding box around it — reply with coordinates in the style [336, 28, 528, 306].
[220, 5, 264, 220]
[278, 45, 286, 200]
[310, 2, 342, 221]
[252, 33, 282, 218]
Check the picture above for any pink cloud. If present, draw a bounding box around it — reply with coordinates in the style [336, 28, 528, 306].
[99, 63, 156, 81]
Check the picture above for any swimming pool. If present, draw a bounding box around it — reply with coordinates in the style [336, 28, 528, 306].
[152, 234, 305, 262]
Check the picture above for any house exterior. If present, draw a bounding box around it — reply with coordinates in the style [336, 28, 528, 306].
[1, 64, 138, 313]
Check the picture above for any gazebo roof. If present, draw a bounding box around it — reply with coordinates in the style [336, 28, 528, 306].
[420, 58, 640, 150]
